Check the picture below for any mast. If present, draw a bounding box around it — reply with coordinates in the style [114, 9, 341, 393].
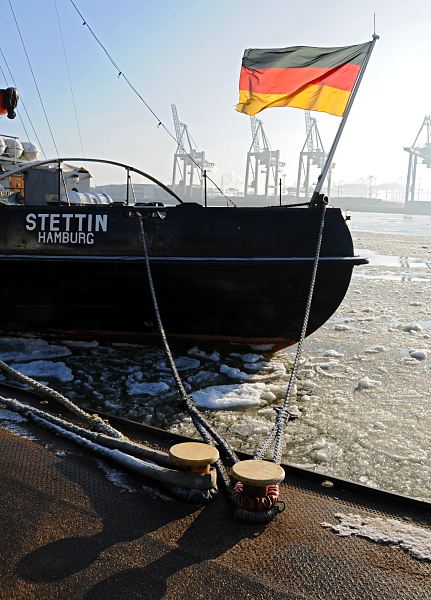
[311, 34, 379, 201]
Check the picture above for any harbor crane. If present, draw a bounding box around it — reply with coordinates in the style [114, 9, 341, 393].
[296, 111, 332, 200]
[404, 115, 431, 204]
[244, 116, 285, 199]
[171, 104, 214, 201]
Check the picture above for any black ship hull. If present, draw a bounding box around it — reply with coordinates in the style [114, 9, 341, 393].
[0, 202, 365, 347]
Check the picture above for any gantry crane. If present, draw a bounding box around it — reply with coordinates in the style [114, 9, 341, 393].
[296, 111, 332, 199]
[404, 116, 431, 204]
[171, 104, 214, 201]
[244, 116, 285, 198]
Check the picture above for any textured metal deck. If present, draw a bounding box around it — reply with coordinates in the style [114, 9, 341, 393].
[0, 390, 430, 599]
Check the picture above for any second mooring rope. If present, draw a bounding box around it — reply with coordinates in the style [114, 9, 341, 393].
[0, 358, 123, 439]
[138, 216, 239, 491]
[254, 199, 327, 464]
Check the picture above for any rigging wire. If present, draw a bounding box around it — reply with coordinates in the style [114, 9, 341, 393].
[0, 55, 31, 141]
[69, 0, 236, 207]
[54, 0, 84, 156]
[8, 0, 59, 156]
[0, 62, 8, 86]
[0, 47, 46, 157]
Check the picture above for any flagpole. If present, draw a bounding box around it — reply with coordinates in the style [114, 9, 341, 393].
[311, 34, 379, 201]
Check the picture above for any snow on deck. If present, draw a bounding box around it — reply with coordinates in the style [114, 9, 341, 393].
[322, 512, 431, 561]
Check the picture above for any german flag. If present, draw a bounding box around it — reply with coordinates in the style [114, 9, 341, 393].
[236, 42, 372, 117]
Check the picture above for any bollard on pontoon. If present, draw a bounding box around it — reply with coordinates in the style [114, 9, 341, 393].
[231, 459, 285, 523]
[169, 442, 219, 474]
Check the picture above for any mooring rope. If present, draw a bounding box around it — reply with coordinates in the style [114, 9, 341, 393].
[0, 358, 124, 439]
[0, 386, 219, 503]
[254, 200, 327, 464]
[0, 394, 216, 502]
[138, 217, 239, 490]
[0, 393, 171, 464]
[137, 202, 326, 519]
[0, 201, 327, 518]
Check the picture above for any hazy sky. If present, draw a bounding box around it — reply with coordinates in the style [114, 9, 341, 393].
[1, 0, 431, 191]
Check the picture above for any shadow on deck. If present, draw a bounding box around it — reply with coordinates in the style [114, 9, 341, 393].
[0, 384, 430, 599]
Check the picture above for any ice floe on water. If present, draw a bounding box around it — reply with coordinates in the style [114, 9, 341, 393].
[11, 360, 73, 382]
[400, 347, 430, 362]
[187, 347, 221, 362]
[242, 361, 271, 372]
[220, 362, 286, 382]
[249, 343, 274, 351]
[187, 370, 220, 387]
[354, 376, 381, 391]
[229, 352, 263, 363]
[403, 322, 423, 333]
[333, 324, 352, 332]
[324, 350, 344, 359]
[0, 337, 71, 362]
[155, 356, 200, 372]
[192, 383, 272, 410]
[364, 345, 385, 354]
[127, 380, 170, 396]
[63, 340, 99, 349]
[321, 513, 431, 561]
[409, 349, 428, 361]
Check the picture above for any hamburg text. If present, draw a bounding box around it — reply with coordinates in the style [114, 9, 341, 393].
[25, 213, 108, 245]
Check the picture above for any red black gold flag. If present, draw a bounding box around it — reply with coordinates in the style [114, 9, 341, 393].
[236, 42, 372, 117]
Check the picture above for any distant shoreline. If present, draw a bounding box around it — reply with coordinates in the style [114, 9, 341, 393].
[330, 198, 431, 216]
[336, 205, 431, 216]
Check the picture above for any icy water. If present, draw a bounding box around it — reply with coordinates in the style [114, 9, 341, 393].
[0, 213, 430, 501]
[349, 211, 431, 236]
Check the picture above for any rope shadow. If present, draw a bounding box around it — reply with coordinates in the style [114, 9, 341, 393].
[83, 500, 265, 600]
[14, 438, 263, 589]
[14, 449, 195, 583]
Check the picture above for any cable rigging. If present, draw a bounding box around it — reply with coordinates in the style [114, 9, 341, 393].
[69, 0, 236, 207]
[0, 47, 46, 157]
[8, 0, 59, 156]
[54, 0, 84, 156]
[0, 55, 31, 141]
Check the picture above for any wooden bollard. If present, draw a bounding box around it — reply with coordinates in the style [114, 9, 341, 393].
[231, 459, 285, 497]
[169, 442, 219, 474]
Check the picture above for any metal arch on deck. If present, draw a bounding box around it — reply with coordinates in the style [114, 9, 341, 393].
[0, 157, 184, 204]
